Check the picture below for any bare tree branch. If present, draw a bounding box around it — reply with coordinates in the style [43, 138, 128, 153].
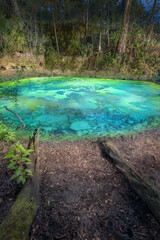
[4, 106, 26, 130]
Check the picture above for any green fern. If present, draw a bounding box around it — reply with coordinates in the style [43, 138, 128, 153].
[4, 142, 33, 185]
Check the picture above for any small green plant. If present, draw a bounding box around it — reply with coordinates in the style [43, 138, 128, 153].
[4, 142, 33, 184]
[0, 121, 16, 142]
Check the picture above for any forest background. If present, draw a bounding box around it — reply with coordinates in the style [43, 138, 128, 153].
[0, 0, 160, 80]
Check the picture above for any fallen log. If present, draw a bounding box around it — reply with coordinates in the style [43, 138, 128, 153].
[99, 140, 160, 225]
[0, 128, 40, 240]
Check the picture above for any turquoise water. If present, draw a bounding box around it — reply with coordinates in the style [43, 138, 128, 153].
[0, 77, 160, 141]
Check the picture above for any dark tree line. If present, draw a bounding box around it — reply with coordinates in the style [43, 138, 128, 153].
[0, 0, 160, 75]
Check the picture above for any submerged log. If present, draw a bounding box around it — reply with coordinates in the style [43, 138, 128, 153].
[99, 141, 160, 225]
[0, 128, 40, 240]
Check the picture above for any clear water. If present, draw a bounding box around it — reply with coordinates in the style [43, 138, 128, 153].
[0, 77, 160, 141]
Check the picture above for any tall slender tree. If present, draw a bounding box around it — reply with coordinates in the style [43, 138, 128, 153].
[98, 0, 103, 52]
[107, 0, 110, 47]
[53, 7, 60, 53]
[85, 0, 89, 38]
[118, 0, 132, 62]
[146, 0, 157, 43]
[11, 0, 25, 27]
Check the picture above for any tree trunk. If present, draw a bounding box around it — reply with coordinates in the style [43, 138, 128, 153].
[99, 141, 160, 225]
[147, 0, 157, 43]
[98, 0, 103, 53]
[0, 32, 4, 48]
[29, 17, 33, 49]
[99, 30, 102, 52]
[85, 0, 89, 38]
[11, 0, 25, 28]
[53, 10, 59, 54]
[107, 0, 110, 47]
[0, 128, 40, 240]
[118, 0, 132, 62]
[34, 16, 38, 52]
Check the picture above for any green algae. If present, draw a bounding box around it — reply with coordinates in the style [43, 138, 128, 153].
[0, 77, 160, 141]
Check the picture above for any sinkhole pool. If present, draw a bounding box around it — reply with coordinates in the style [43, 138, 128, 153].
[0, 77, 160, 141]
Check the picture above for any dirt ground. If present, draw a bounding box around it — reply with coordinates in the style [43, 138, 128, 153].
[0, 130, 160, 239]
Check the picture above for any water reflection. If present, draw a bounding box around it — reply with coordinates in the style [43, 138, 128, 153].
[0, 85, 19, 103]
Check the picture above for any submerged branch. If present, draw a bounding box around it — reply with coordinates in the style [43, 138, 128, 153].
[4, 106, 26, 130]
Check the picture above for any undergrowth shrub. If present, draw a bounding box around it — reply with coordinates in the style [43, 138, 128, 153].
[0, 121, 15, 142]
[45, 48, 62, 70]
[4, 142, 33, 184]
[2, 17, 28, 54]
[0, 121, 33, 185]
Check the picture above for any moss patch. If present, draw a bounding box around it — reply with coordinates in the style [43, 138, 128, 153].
[0, 182, 38, 240]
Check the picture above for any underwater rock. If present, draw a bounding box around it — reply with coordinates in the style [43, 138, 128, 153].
[70, 120, 91, 131]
